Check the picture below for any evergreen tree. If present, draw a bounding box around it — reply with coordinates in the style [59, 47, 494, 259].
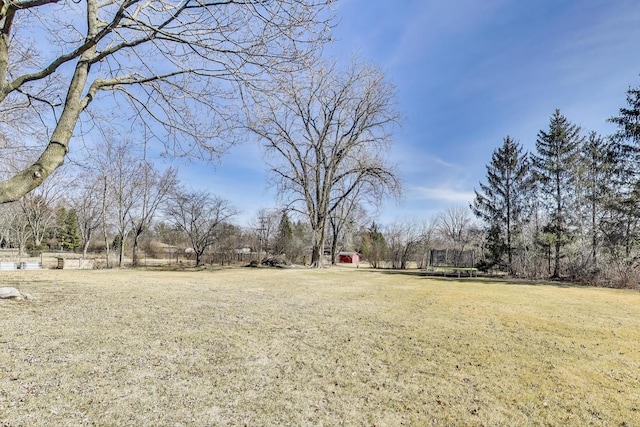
[62, 209, 82, 251]
[476, 224, 507, 272]
[579, 132, 616, 267]
[608, 83, 640, 150]
[606, 83, 640, 258]
[531, 109, 583, 278]
[471, 136, 531, 274]
[360, 222, 387, 269]
[290, 220, 311, 264]
[274, 210, 293, 256]
[54, 207, 82, 251]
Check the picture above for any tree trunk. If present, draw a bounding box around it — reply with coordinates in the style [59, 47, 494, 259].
[82, 231, 91, 258]
[554, 168, 562, 278]
[330, 224, 339, 265]
[0, 4, 98, 204]
[118, 237, 125, 267]
[310, 214, 327, 267]
[506, 214, 513, 275]
[310, 244, 324, 268]
[101, 177, 110, 268]
[553, 240, 561, 278]
[102, 227, 110, 268]
[132, 236, 140, 267]
[310, 229, 326, 268]
[591, 199, 597, 268]
[132, 227, 143, 267]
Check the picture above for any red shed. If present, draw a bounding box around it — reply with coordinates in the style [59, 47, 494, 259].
[338, 252, 360, 264]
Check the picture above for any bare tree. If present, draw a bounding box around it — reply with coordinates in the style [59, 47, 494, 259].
[0, 202, 11, 246]
[68, 177, 103, 258]
[106, 142, 141, 267]
[77, 135, 175, 266]
[19, 174, 65, 249]
[249, 208, 281, 257]
[417, 217, 439, 269]
[130, 163, 177, 266]
[211, 223, 242, 266]
[385, 221, 427, 270]
[153, 221, 186, 246]
[359, 221, 387, 269]
[99, 165, 112, 268]
[249, 59, 401, 267]
[328, 183, 368, 264]
[1, 202, 30, 255]
[166, 189, 238, 267]
[78, 137, 144, 266]
[0, 0, 334, 203]
[437, 206, 474, 266]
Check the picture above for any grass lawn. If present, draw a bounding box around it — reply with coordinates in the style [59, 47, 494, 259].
[1, 267, 639, 426]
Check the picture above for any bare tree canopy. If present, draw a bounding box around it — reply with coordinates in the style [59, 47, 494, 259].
[0, 0, 334, 203]
[68, 175, 103, 258]
[130, 162, 178, 266]
[165, 188, 238, 267]
[249, 58, 401, 266]
[437, 206, 474, 266]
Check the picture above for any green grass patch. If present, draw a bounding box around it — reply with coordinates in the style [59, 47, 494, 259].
[1, 268, 639, 425]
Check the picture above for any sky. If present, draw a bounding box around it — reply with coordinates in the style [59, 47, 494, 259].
[179, 0, 640, 226]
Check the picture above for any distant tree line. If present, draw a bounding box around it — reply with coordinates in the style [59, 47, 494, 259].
[6, 79, 640, 286]
[0, 43, 402, 271]
[327, 79, 640, 289]
[471, 82, 640, 287]
[2, 0, 638, 287]
[0, 2, 406, 269]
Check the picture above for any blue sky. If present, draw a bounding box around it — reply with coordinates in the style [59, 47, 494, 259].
[181, 0, 640, 226]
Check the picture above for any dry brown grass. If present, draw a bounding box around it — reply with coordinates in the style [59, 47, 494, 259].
[1, 267, 640, 426]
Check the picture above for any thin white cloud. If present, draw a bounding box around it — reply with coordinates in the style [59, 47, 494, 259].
[433, 157, 459, 169]
[390, 144, 462, 174]
[412, 185, 475, 204]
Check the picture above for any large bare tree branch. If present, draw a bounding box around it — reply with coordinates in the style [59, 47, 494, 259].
[249, 58, 401, 267]
[0, 0, 334, 203]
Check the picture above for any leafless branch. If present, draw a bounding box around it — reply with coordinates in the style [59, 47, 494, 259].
[248, 57, 401, 266]
[0, 0, 334, 202]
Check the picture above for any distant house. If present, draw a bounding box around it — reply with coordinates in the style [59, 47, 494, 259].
[149, 241, 179, 259]
[338, 252, 360, 264]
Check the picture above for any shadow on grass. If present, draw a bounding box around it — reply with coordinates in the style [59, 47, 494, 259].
[361, 268, 592, 289]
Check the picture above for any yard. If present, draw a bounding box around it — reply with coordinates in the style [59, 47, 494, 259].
[1, 267, 639, 426]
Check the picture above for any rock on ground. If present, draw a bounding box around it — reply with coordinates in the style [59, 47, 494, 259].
[0, 287, 26, 300]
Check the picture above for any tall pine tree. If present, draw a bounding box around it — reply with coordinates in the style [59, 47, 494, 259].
[531, 109, 583, 278]
[579, 132, 616, 268]
[54, 206, 82, 251]
[606, 83, 640, 258]
[274, 210, 293, 256]
[609, 83, 640, 148]
[472, 136, 531, 274]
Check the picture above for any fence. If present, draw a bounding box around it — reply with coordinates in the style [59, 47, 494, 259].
[0, 261, 17, 270]
[429, 249, 475, 268]
[0, 248, 266, 269]
[0, 249, 93, 269]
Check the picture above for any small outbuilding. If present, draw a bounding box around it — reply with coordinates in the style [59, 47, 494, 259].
[338, 252, 360, 264]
